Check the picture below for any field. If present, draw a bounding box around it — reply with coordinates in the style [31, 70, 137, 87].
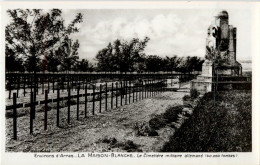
[162, 90, 252, 152]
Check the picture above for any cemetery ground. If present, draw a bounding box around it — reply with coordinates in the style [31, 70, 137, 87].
[5, 82, 252, 152]
[5, 83, 188, 152]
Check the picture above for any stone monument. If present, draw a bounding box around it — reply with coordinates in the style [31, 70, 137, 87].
[191, 10, 251, 93]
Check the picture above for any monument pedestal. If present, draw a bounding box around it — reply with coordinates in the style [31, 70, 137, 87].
[191, 61, 250, 94]
[191, 61, 214, 94]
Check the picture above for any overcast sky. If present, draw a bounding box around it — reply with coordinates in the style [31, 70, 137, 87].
[62, 9, 252, 62]
[6, 8, 253, 62]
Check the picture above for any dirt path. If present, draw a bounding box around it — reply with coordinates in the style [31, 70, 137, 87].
[6, 89, 188, 152]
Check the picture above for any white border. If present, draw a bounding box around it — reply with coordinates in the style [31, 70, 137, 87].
[1, 1, 259, 165]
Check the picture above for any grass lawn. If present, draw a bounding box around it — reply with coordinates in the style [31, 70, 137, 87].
[162, 90, 252, 152]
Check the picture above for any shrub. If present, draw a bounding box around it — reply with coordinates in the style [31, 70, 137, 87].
[101, 136, 117, 146]
[134, 121, 159, 137]
[163, 105, 183, 122]
[148, 130, 159, 136]
[122, 140, 138, 151]
[149, 115, 167, 130]
[190, 88, 199, 99]
[134, 122, 150, 136]
[182, 95, 191, 101]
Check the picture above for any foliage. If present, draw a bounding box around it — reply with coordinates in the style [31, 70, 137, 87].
[134, 121, 159, 137]
[182, 95, 191, 101]
[95, 38, 204, 73]
[95, 37, 150, 72]
[163, 105, 183, 122]
[5, 9, 83, 72]
[76, 59, 94, 72]
[190, 88, 199, 99]
[99, 137, 141, 152]
[5, 45, 24, 72]
[148, 114, 167, 130]
[161, 90, 252, 152]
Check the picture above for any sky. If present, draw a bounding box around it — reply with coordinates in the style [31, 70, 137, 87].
[5, 8, 253, 62]
[62, 9, 252, 62]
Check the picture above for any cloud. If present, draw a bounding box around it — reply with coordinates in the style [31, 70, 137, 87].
[76, 12, 190, 60]
[69, 9, 251, 61]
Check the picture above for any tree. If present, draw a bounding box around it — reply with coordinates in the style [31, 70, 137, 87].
[39, 50, 60, 72]
[5, 44, 24, 72]
[59, 37, 80, 72]
[5, 9, 83, 72]
[164, 55, 179, 72]
[95, 37, 150, 72]
[95, 42, 114, 71]
[6, 9, 83, 98]
[145, 55, 164, 72]
[76, 59, 92, 72]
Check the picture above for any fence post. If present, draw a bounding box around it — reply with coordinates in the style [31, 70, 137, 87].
[62, 78, 64, 92]
[153, 80, 155, 96]
[152, 80, 154, 97]
[83, 79, 85, 90]
[145, 80, 147, 98]
[111, 82, 113, 110]
[8, 77, 11, 99]
[67, 76, 69, 92]
[30, 92, 34, 134]
[105, 83, 107, 111]
[138, 84, 140, 101]
[93, 84, 95, 115]
[42, 77, 44, 94]
[150, 80, 152, 97]
[68, 86, 71, 123]
[116, 82, 118, 108]
[161, 80, 163, 93]
[125, 81, 127, 105]
[13, 93, 17, 140]
[33, 87, 36, 119]
[129, 81, 131, 104]
[57, 88, 60, 127]
[17, 76, 20, 98]
[53, 76, 55, 93]
[44, 90, 48, 130]
[120, 81, 123, 106]
[136, 84, 138, 102]
[135, 84, 137, 102]
[142, 81, 144, 100]
[99, 84, 102, 113]
[151, 80, 153, 96]
[36, 77, 39, 95]
[47, 76, 50, 93]
[147, 80, 149, 97]
[77, 86, 80, 120]
[133, 84, 135, 103]
[85, 85, 87, 118]
[155, 79, 157, 95]
[30, 76, 33, 93]
[23, 76, 26, 97]
[164, 80, 167, 92]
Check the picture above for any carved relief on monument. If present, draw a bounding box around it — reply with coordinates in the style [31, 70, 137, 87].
[203, 10, 242, 76]
[205, 10, 239, 65]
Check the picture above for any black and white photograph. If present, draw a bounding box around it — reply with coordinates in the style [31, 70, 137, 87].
[1, 1, 259, 165]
